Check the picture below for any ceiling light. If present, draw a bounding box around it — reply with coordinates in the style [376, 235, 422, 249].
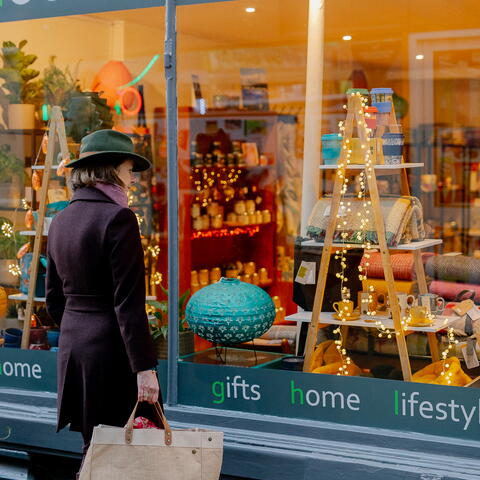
[416, 54, 424, 60]
[245, 7, 256, 13]
[342, 35, 352, 41]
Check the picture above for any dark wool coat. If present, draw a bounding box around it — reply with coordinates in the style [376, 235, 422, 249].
[46, 187, 158, 441]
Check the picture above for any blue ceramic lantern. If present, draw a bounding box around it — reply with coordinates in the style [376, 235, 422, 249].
[186, 278, 276, 345]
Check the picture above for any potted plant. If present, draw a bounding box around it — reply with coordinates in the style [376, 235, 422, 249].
[0, 40, 43, 130]
[43, 56, 80, 111]
[0, 144, 24, 208]
[149, 286, 194, 359]
[65, 91, 113, 143]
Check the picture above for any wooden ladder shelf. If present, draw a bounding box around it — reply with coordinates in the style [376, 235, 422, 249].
[20, 107, 70, 349]
[302, 90, 440, 381]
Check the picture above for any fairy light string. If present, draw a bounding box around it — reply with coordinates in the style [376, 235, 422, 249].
[332, 90, 398, 375]
[440, 327, 458, 385]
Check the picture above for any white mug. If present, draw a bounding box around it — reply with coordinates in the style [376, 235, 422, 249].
[395, 292, 415, 318]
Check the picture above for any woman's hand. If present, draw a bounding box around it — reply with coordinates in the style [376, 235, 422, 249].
[137, 370, 160, 404]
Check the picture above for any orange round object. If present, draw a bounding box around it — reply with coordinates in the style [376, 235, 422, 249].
[41, 134, 48, 154]
[25, 209, 34, 229]
[56, 159, 67, 177]
[119, 87, 142, 117]
[17, 243, 30, 259]
[32, 171, 42, 191]
[91, 60, 134, 108]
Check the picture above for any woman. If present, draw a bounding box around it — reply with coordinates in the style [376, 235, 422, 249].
[45, 129, 160, 465]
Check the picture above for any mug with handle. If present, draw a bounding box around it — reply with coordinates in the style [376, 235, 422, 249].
[418, 293, 445, 315]
[333, 300, 354, 316]
[396, 292, 415, 312]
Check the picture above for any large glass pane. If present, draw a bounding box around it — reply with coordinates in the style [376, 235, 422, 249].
[174, 0, 308, 363]
[0, 9, 166, 354]
[319, 0, 480, 386]
[176, 0, 480, 394]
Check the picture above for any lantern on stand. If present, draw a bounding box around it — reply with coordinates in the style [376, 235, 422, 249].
[186, 278, 275, 345]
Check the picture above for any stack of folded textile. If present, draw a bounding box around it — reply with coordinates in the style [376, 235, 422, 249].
[307, 195, 426, 247]
[360, 252, 434, 295]
[425, 255, 480, 303]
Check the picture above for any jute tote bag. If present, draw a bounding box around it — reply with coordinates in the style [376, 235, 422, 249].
[79, 402, 224, 480]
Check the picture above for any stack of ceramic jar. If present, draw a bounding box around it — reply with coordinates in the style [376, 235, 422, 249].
[225, 200, 271, 227]
[191, 261, 271, 294]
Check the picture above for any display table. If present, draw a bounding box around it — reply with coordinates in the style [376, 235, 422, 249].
[287, 310, 456, 358]
[180, 347, 288, 368]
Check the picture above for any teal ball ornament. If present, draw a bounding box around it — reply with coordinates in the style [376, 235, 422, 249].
[186, 278, 276, 345]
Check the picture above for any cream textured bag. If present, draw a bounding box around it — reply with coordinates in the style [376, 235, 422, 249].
[79, 402, 224, 480]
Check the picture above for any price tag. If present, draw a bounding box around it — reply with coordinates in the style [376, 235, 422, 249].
[323, 205, 346, 217]
[467, 306, 480, 321]
[295, 261, 316, 285]
[461, 338, 480, 369]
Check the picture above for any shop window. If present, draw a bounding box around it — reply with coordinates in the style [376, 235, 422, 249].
[173, 0, 480, 403]
[0, 8, 166, 351]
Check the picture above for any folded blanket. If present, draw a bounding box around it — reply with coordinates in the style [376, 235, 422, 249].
[307, 194, 425, 247]
[363, 278, 419, 295]
[360, 252, 434, 281]
[429, 280, 480, 303]
[425, 255, 480, 284]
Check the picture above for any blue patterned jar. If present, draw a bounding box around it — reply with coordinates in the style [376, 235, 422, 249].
[370, 87, 394, 113]
[186, 278, 276, 345]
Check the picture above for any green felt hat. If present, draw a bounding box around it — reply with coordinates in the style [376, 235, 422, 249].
[67, 129, 152, 172]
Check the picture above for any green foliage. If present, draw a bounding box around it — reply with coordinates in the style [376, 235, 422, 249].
[0, 217, 25, 259]
[149, 286, 191, 340]
[43, 56, 80, 108]
[0, 40, 43, 105]
[65, 91, 113, 142]
[0, 144, 24, 182]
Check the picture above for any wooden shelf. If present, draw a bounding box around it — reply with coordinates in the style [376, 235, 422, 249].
[286, 311, 455, 333]
[19, 231, 47, 236]
[32, 165, 60, 171]
[319, 163, 424, 170]
[9, 293, 45, 302]
[191, 222, 272, 240]
[301, 238, 443, 251]
[9, 294, 159, 303]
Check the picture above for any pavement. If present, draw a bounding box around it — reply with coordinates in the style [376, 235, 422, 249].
[0, 454, 247, 480]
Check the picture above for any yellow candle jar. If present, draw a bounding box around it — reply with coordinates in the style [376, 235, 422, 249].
[348, 138, 382, 164]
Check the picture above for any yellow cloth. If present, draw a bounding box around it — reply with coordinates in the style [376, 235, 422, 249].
[412, 357, 472, 387]
[363, 279, 417, 295]
[310, 340, 361, 376]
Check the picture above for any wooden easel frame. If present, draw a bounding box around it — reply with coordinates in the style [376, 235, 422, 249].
[21, 107, 70, 349]
[303, 92, 439, 381]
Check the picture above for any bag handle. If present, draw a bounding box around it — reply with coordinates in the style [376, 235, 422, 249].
[124, 401, 172, 446]
[455, 290, 476, 302]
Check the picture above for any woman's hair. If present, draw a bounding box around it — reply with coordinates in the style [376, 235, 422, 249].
[69, 163, 124, 190]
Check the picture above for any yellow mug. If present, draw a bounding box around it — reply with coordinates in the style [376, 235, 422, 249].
[409, 305, 430, 325]
[333, 300, 354, 316]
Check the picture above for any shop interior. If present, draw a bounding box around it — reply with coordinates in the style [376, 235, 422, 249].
[1, 0, 480, 386]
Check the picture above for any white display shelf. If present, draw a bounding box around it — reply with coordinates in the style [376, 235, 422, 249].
[8, 293, 45, 302]
[9, 293, 158, 303]
[301, 238, 442, 251]
[19, 231, 48, 236]
[286, 311, 454, 333]
[32, 165, 60, 170]
[319, 163, 424, 171]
